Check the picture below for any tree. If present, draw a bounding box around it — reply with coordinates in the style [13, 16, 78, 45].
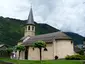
[6, 47, 13, 57]
[15, 45, 25, 59]
[33, 40, 46, 62]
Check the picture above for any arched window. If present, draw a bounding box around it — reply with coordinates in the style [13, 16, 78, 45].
[28, 26, 30, 30]
[44, 48, 48, 51]
[32, 26, 34, 30]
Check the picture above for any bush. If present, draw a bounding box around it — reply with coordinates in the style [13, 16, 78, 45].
[65, 54, 85, 60]
[77, 50, 84, 55]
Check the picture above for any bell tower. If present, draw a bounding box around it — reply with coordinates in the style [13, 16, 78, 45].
[24, 7, 35, 37]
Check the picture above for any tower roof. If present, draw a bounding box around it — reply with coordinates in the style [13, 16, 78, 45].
[26, 7, 35, 25]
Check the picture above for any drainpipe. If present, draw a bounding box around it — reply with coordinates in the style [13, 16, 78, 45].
[53, 39, 56, 59]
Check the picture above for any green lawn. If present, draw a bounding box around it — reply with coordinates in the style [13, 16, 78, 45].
[0, 58, 84, 64]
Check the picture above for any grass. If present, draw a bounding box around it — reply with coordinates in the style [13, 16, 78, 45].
[0, 58, 84, 64]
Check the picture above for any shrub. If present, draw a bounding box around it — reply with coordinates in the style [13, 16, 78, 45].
[65, 54, 85, 60]
[77, 50, 84, 55]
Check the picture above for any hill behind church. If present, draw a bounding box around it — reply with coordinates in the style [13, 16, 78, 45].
[0, 16, 83, 46]
[0, 16, 59, 46]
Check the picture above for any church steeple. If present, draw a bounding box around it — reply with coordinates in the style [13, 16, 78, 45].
[26, 7, 35, 25]
[24, 7, 35, 37]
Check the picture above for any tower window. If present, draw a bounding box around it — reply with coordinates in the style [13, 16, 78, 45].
[28, 26, 30, 30]
[32, 26, 34, 30]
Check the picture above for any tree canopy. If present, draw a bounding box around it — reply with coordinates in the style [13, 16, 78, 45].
[33, 40, 46, 48]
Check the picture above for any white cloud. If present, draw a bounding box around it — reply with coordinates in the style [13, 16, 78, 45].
[0, 0, 85, 36]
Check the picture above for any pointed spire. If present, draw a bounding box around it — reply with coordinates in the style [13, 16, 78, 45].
[26, 7, 35, 25]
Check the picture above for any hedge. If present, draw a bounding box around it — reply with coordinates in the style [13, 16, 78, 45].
[65, 54, 85, 60]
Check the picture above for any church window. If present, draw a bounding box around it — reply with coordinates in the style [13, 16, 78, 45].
[44, 48, 48, 51]
[32, 26, 34, 30]
[71, 41, 72, 44]
[28, 26, 30, 30]
[33, 48, 35, 50]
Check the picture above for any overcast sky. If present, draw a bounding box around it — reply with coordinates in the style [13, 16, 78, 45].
[0, 0, 85, 36]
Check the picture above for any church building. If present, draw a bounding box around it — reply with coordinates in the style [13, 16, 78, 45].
[17, 7, 76, 60]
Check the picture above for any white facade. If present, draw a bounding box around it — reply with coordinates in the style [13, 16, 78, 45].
[18, 39, 75, 60]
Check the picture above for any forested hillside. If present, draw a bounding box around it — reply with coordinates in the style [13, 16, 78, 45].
[64, 32, 84, 45]
[0, 16, 59, 46]
[0, 16, 84, 46]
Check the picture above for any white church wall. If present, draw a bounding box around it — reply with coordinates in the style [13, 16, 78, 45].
[20, 51, 25, 60]
[28, 43, 54, 60]
[28, 47, 40, 60]
[42, 43, 54, 60]
[55, 40, 75, 58]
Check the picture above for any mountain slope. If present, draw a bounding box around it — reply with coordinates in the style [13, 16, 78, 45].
[0, 16, 59, 46]
[0, 16, 83, 46]
[64, 32, 84, 45]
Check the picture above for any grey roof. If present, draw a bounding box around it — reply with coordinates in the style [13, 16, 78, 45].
[0, 44, 4, 48]
[26, 7, 35, 25]
[22, 32, 71, 46]
[20, 36, 29, 41]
